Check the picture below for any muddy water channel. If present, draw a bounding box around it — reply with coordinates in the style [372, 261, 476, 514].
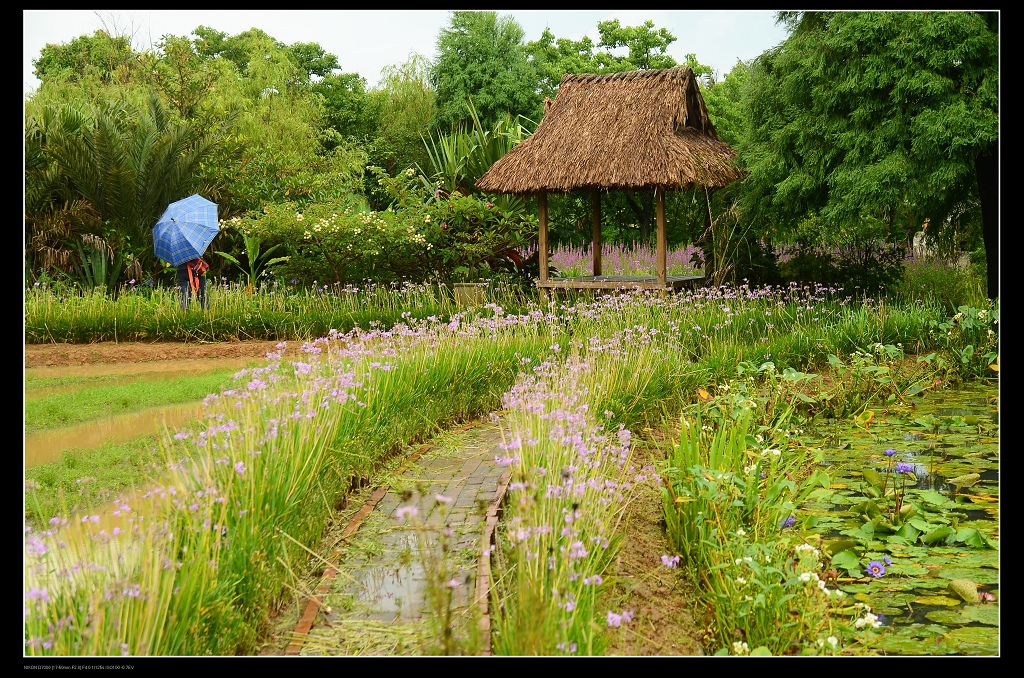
[24, 357, 258, 467]
[803, 381, 999, 655]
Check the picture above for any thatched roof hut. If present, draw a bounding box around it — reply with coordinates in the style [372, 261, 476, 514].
[475, 67, 743, 195]
[475, 67, 742, 294]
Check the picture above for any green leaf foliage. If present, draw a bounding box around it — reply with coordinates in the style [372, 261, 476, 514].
[740, 11, 998, 266]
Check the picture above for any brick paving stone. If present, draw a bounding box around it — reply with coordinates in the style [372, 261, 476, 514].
[292, 419, 511, 656]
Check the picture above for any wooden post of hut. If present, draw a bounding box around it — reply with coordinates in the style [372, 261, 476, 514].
[592, 189, 602, 276]
[538, 189, 549, 302]
[656, 186, 667, 290]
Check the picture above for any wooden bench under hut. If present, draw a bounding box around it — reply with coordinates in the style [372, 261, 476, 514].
[476, 66, 743, 297]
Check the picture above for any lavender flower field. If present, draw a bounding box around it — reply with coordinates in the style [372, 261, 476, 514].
[549, 242, 703, 278]
[24, 282, 998, 656]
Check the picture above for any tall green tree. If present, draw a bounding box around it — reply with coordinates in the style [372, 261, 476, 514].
[525, 28, 601, 102]
[592, 19, 680, 72]
[741, 10, 999, 297]
[430, 11, 541, 130]
[311, 71, 374, 146]
[149, 34, 221, 120]
[364, 55, 437, 181]
[32, 30, 140, 87]
[702, 60, 751, 149]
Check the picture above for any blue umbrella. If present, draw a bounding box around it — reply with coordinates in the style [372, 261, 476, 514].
[153, 194, 220, 267]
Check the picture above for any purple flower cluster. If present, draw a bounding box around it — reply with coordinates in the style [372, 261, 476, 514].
[545, 242, 701, 277]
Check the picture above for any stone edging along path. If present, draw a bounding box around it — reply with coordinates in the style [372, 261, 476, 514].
[282, 415, 513, 656]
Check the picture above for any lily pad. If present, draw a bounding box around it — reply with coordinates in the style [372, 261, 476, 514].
[924, 609, 964, 625]
[945, 625, 999, 655]
[960, 603, 998, 626]
[915, 489, 949, 506]
[947, 473, 981, 488]
[872, 627, 959, 655]
[913, 595, 961, 607]
[936, 568, 999, 585]
[923, 525, 956, 544]
[830, 549, 861, 574]
[947, 579, 980, 604]
[894, 564, 930, 576]
[903, 579, 951, 590]
[824, 539, 859, 556]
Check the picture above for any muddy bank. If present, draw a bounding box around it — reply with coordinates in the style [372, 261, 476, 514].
[24, 340, 305, 368]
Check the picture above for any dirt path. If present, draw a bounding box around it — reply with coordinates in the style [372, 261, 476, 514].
[25, 340, 306, 368]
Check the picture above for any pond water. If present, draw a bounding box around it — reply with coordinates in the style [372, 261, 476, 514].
[802, 381, 999, 655]
[24, 401, 204, 468]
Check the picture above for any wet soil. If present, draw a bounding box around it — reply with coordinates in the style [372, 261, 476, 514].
[25, 340, 304, 368]
[600, 430, 708, 656]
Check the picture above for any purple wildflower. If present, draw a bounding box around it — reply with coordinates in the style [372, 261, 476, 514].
[396, 506, 418, 522]
[865, 560, 886, 578]
[884, 448, 897, 457]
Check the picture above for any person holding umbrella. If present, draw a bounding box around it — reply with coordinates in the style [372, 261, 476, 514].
[153, 194, 220, 310]
[175, 256, 210, 309]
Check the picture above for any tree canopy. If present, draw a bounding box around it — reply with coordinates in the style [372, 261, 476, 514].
[740, 10, 998, 296]
[430, 11, 541, 130]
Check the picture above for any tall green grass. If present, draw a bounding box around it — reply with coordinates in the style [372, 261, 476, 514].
[25, 280, 532, 343]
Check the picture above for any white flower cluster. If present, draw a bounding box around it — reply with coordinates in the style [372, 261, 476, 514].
[794, 543, 819, 558]
[854, 612, 882, 629]
[796, 569, 845, 598]
[816, 636, 840, 650]
[852, 603, 881, 629]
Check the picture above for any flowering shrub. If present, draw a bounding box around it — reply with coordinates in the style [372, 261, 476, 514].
[240, 168, 538, 286]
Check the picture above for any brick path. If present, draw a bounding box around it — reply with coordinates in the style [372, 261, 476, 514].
[284, 418, 511, 656]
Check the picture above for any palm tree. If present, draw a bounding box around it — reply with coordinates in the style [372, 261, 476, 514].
[419, 97, 535, 213]
[25, 91, 223, 288]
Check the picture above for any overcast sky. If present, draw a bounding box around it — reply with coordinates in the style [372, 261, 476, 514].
[23, 10, 790, 96]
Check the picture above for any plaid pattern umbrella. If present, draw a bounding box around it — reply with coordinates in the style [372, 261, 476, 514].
[153, 194, 220, 267]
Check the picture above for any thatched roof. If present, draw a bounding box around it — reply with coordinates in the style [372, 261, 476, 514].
[476, 67, 743, 195]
